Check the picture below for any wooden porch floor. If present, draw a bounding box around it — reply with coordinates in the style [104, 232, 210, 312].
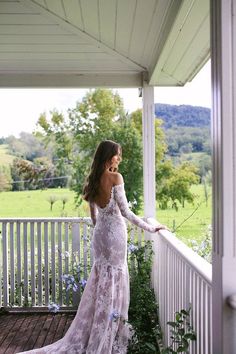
[0, 312, 76, 354]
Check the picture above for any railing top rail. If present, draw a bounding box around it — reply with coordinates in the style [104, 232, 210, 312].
[0, 217, 92, 223]
[147, 217, 212, 285]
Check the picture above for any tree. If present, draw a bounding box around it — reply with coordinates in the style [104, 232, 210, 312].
[157, 161, 199, 210]
[69, 89, 143, 211]
[36, 110, 73, 181]
[130, 109, 167, 164]
[36, 89, 144, 212]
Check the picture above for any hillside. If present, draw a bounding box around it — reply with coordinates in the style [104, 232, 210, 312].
[0, 144, 15, 166]
[155, 103, 211, 129]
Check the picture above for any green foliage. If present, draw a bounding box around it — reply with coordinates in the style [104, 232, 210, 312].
[166, 126, 210, 156]
[157, 161, 199, 210]
[68, 89, 144, 212]
[155, 104, 210, 129]
[130, 109, 167, 163]
[155, 104, 211, 160]
[160, 307, 196, 354]
[36, 110, 73, 181]
[155, 308, 196, 354]
[6, 132, 46, 161]
[128, 241, 160, 354]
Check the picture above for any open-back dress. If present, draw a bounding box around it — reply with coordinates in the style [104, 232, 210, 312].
[18, 183, 156, 354]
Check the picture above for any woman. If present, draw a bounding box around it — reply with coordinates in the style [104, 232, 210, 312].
[18, 140, 165, 354]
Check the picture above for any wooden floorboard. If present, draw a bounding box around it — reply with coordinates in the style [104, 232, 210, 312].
[0, 313, 75, 354]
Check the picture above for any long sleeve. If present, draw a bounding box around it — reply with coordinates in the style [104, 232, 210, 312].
[113, 183, 156, 233]
[89, 202, 97, 226]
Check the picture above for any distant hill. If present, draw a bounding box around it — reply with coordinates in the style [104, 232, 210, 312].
[155, 103, 211, 129]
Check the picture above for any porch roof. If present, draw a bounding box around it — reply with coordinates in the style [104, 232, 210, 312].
[0, 0, 210, 88]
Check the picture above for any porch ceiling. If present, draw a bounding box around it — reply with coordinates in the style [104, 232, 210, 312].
[0, 0, 210, 88]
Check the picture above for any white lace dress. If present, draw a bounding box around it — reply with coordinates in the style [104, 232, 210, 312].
[18, 183, 156, 354]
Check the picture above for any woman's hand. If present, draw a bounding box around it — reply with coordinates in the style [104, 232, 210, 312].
[155, 224, 169, 232]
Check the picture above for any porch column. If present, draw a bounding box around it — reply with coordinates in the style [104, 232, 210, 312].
[211, 0, 236, 353]
[142, 79, 156, 218]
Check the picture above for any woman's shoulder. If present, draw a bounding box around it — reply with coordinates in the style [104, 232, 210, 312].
[111, 172, 124, 186]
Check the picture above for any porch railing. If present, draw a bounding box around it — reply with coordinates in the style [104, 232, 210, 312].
[148, 218, 212, 354]
[0, 217, 212, 353]
[0, 217, 144, 310]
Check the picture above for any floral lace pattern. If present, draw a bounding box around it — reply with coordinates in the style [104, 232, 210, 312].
[18, 183, 155, 354]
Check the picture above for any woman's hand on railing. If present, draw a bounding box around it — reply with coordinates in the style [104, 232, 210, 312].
[155, 224, 169, 232]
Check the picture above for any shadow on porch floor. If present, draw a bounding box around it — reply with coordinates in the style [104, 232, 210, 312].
[0, 312, 76, 354]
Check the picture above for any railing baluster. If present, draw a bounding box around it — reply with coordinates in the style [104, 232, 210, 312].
[58, 221, 63, 306]
[89, 225, 93, 267]
[30, 222, 35, 306]
[64, 222, 69, 306]
[51, 221, 56, 303]
[72, 221, 80, 307]
[23, 222, 28, 306]
[2, 222, 8, 307]
[16, 221, 22, 306]
[44, 222, 49, 305]
[83, 223, 88, 280]
[10, 222, 15, 306]
[37, 221, 42, 306]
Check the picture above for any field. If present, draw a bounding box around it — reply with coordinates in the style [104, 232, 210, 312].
[157, 184, 212, 244]
[0, 188, 89, 218]
[0, 184, 212, 245]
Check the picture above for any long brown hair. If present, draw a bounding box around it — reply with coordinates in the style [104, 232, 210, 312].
[83, 140, 121, 202]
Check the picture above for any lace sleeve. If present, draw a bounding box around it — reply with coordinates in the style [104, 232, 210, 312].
[113, 183, 156, 233]
[89, 202, 97, 226]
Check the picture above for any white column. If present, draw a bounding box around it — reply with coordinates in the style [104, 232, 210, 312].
[142, 79, 156, 218]
[211, 1, 236, 353]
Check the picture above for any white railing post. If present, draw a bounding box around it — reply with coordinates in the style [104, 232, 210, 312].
[142, 78, 156, 219]
[211, 1, 236, 353]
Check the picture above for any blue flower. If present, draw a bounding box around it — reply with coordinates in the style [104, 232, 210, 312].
[48, 302, 60, 313]
[62, 274, 78, 292]
[128, 243, 138, 253]
[80, 279, 87, 288]
[109, 310, 120, 321]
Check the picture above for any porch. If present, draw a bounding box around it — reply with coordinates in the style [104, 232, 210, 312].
[0, 312, 75, 354]
[0, 217, 212, 353]
[1, 0, 236, 353]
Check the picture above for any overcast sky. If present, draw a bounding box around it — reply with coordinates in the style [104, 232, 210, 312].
[0, 61, 211, 138]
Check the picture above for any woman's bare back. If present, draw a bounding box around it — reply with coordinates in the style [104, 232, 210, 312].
[94, 170, 121, 208]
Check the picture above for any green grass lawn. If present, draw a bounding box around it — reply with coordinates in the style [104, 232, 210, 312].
[157, 184, 212, 244]
[0, 144, 15, 166]
[0, 184, 212, 244]
[0, 188, 89, 218]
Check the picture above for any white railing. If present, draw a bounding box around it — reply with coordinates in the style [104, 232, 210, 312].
[0, 217, 144, 310]
[0, 217, 94, 309]
[148, 218, 212, 354]
[0, 217, 213, 352]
